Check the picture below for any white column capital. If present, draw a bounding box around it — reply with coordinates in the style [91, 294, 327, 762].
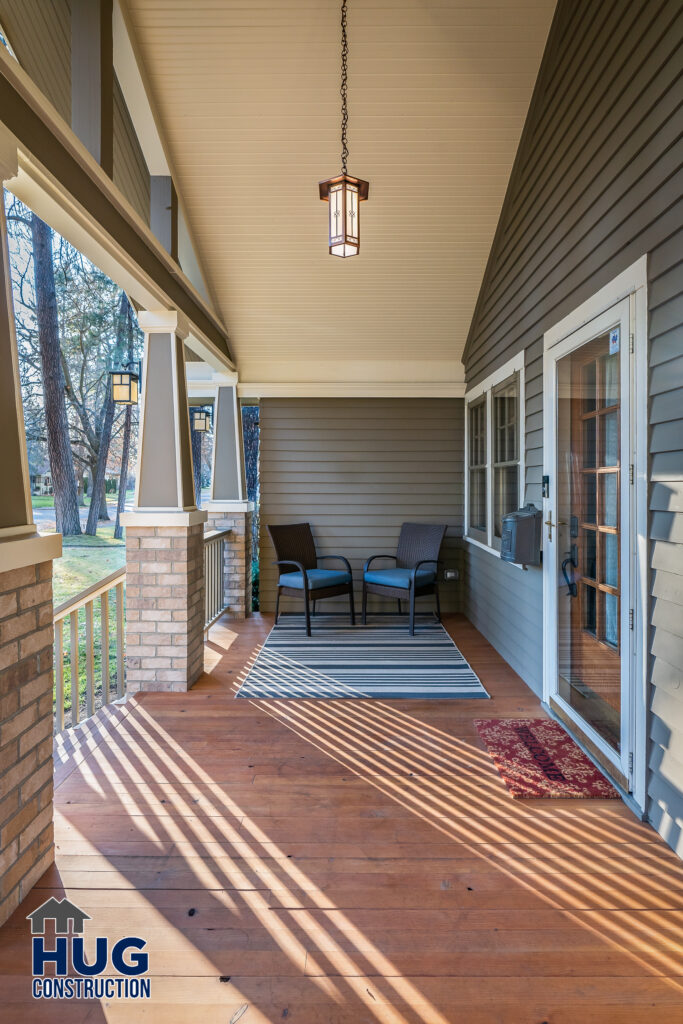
[0, 532, 62, 573]
[138, 309, 178, 334]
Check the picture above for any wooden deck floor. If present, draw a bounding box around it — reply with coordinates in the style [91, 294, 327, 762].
[2, 613, 683, 1022]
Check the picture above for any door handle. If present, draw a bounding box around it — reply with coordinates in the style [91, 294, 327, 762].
[561, 555, 578, 597]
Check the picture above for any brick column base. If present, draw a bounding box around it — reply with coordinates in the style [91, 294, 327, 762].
[0, 561, 55, 927]
[125, 523, 205, 693]
[206, 508, 253, 619]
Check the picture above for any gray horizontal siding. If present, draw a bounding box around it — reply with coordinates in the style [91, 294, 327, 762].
[463, 541, 543, 696]
[647, 222, 683, 857]
[0, 0, 70, 121]
[461, 0, 683, 854]
[259, 398, 463, 615]
[113, 74, 150, 225]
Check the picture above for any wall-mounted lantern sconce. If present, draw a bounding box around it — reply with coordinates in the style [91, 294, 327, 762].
[110, 361, 141, 405]
[190, 406, 212, 432]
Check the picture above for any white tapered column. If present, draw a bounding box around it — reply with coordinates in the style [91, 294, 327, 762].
[121, 311, 207, 692]
[203, 384, 253, 619]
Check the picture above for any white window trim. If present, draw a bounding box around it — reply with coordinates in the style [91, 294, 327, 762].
[464, 350, 525, 558]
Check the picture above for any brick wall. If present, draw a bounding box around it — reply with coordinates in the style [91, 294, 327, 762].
[206, 509, 253, 619]
[125, 523, 205, 693]
[0, 561, 55, 927]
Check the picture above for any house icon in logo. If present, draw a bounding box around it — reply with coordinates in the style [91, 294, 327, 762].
[26, 897, 91, 935]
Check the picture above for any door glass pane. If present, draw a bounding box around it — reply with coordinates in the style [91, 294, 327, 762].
[582, 360, 596, 412]
[583, 474, 596, 523]
[582, 419, 596, 467]
[604, 593, 619, 647]
[602, 353, 619, 407]
[556, 331, 622, 754]
[602, 532, 618, 588]
[584, 530, 597, 579]
[602, 411, 619, 466]
[601, 473, 618, 527]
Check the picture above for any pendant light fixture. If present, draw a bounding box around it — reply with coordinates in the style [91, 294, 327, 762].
[319, 0, 368, 257]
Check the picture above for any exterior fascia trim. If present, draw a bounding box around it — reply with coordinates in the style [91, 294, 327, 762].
[237, 382, 466, 398]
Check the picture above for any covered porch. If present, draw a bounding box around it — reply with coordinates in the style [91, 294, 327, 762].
[3, 613, 683, 1022]
[0, 0, 682, 1018]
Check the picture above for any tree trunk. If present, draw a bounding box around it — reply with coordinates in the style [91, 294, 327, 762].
[31, 214, 81, 536]
[191, 426, 202, 507]
[114, 404, 132, 540]
[85, 292, 128, 534]
[98, 475, 110, 520]
[77, 468, 86, 507]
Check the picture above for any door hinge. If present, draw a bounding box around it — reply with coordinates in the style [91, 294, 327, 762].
[629, 608, 634, 630]
[630, 333, 635, 353]
[629, 464, 634, 485]
[628, 751, 634, 774]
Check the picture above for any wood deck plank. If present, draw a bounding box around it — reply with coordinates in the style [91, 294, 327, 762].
[2, 613, 682, 1021]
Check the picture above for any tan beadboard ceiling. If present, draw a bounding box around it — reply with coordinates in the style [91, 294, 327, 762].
[123, 0, 556, 387]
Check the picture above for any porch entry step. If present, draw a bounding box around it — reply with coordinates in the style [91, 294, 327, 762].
[235, 614, 489, 700]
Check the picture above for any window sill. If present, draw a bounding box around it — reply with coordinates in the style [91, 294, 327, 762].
[463, 534, 527, 571]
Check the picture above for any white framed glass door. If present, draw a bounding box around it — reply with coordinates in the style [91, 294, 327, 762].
[543, 297, 633, 787]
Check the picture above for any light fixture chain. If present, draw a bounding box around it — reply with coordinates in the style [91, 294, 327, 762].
[340, 0, 349, 174]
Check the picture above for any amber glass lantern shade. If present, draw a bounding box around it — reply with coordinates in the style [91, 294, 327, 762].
[190, 407, 212, 432]
[319, 174, 369, 257]
[110, 370, 139, 405]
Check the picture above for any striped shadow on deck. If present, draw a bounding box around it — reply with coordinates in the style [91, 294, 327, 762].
[235, 615, 489, 699]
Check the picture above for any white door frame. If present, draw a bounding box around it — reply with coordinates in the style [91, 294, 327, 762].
[542, 257, 648, 813]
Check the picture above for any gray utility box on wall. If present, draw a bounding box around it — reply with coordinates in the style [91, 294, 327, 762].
[500, 504, 542, 568]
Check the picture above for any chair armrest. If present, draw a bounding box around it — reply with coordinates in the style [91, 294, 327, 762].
[318, 554, 353, 574]
[274, 559, 308, 587]
[363, 554, 398, 573]
[410, 559, 441, 584]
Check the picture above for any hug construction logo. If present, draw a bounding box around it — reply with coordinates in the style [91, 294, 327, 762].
[27, 897, 151, 1000]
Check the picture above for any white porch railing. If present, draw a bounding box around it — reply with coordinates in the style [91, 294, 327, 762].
[204, 529, 230, 633]
[53, 568, 126, 731]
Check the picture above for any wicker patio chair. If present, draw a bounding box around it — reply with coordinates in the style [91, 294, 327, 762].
[362, 522, 447, 635]
[267, 522, 355, 636]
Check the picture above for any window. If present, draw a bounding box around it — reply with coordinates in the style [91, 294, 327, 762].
[492, 374, 520, 538]
[468, 398, 487, 537]
[465, 352, 524, 552]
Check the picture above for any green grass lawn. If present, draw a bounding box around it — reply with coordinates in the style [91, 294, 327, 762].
[49, 526, 127, 726]
[54, 530, 126, 607]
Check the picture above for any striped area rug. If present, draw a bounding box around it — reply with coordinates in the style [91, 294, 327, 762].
[235, 615, 489, 700]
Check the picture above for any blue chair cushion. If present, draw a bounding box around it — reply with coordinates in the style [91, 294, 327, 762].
[279, 569, 351, 590]
[364, 567, 436, 589]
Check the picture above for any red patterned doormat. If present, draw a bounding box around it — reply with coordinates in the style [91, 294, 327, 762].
[474, 718, 619, 798]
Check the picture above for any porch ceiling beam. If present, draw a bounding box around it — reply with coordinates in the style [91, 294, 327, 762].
[0, 49, 235, 373]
